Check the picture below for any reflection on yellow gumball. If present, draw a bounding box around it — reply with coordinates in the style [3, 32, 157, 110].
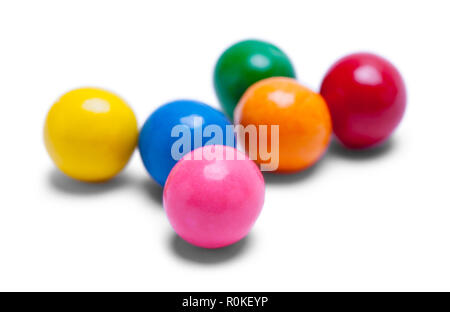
[44, 88, 138, 182]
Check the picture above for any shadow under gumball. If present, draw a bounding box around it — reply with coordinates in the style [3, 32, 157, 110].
[262, 156, 327, 184]
[169, 233, 252, 265]
[328, 137, 396, 161]
[139, 178, 163, 206]
[47, 168, 130, 196]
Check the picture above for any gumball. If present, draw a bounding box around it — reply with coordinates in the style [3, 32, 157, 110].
[44, 87, 138, 182]
[214, 39, 296, 119]
[163, 145, 265, 248]
[234, 77, 332, 173]
[138, 100, 235, 186]
[320, 52, 407, 149]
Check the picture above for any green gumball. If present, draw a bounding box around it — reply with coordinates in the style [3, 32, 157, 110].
[214, 39, 296, 119]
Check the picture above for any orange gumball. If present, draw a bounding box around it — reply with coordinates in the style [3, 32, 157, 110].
[234, 77, 332, 173]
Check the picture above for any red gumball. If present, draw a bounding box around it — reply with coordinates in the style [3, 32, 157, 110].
[320, 53, 406, 149]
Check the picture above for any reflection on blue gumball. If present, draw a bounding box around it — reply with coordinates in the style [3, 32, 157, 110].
[138, 100, 235, 186]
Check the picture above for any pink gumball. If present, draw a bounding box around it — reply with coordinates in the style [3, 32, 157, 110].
[163, 145, 265, 249]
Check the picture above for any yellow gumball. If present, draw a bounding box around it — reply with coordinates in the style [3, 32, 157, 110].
[44, 87, 138, 182]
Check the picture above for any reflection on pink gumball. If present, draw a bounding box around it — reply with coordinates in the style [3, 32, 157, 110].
[163, 145, 265, 249]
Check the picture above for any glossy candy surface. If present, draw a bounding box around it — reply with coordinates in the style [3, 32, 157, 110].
[235, 77, 332, 173]
[163, 145, 265, 248]
[139, 100, 234, 186]
[44, 87, 138, 182]
[320, 52, 406, 149]
[214, 39, 296, 119]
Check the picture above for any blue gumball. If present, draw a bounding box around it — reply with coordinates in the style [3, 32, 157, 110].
[138, 100, 235, 186]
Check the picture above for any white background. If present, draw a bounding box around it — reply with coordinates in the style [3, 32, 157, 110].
[0, 0, 449, 291]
